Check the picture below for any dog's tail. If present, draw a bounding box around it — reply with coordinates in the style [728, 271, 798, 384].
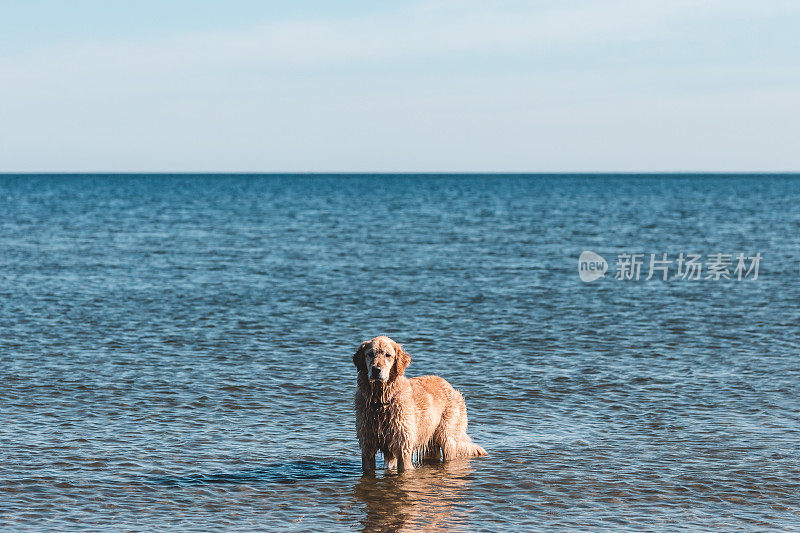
[447, 434, 487, 458]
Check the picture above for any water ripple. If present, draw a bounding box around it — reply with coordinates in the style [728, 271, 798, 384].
[1, 174, 799, 531]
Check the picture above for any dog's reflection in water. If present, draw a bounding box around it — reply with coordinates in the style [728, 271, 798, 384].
[352, 458, 474, 533]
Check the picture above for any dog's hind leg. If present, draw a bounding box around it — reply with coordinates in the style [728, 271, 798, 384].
[385, 454, 397, 470]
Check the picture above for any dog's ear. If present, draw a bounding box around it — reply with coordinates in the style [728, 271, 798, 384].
[391, 341, 411, 378]
[353, 341, 369, 373]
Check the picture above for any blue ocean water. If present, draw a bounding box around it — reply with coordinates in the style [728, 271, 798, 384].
[0, 174, 798, 531]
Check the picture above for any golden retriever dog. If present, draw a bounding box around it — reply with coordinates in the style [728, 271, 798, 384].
[353, 336, 486, 473]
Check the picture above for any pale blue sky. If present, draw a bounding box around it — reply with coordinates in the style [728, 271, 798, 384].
[1, 0, 798, 172]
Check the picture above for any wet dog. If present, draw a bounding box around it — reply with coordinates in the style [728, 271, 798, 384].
[353, 336, 486, 473]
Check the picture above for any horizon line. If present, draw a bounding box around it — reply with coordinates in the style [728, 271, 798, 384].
[1, 171, 799, 176]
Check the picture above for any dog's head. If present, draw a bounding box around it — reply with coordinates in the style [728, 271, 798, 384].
[353, 336, 411, 382]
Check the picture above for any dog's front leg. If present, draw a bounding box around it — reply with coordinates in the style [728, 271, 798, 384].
[355, 399, 377, 474]
[397, 451, 414, 473]
[361, 448, 376, 474]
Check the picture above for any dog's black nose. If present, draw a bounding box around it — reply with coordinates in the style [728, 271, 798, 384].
[369, 367, 383, 379]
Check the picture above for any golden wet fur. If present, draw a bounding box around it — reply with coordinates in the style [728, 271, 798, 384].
[353, 336, 486, 473]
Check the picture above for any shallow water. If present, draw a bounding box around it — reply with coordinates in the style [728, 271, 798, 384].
[1, 174, 798, 531]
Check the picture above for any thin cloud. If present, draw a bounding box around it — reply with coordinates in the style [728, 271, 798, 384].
[0, 0, 798, 171]
[3, 0, 798, 79]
